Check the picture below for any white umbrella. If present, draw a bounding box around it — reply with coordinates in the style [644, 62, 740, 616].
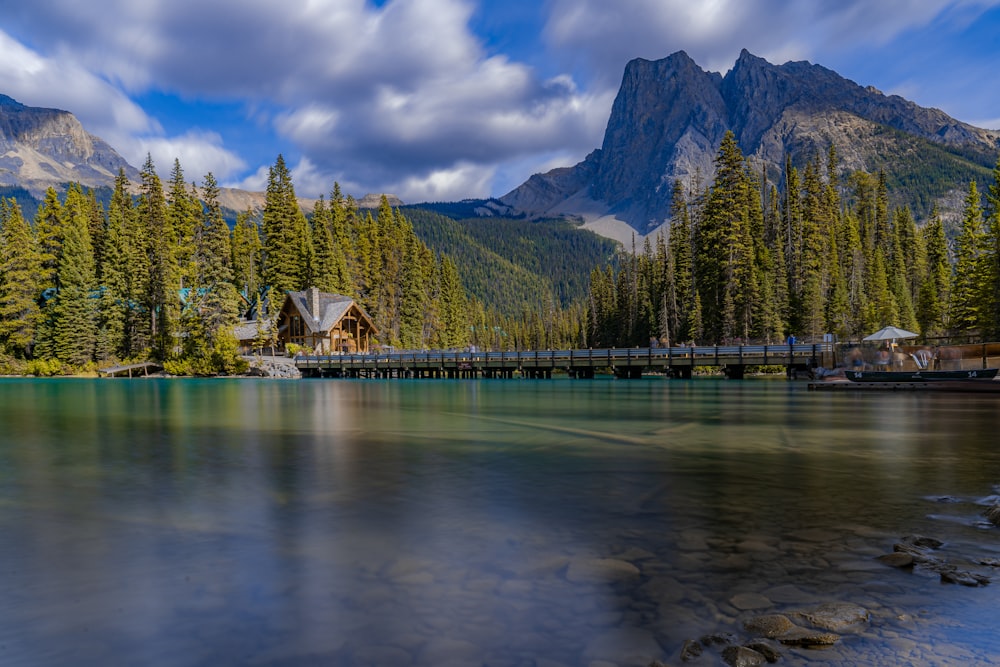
[863, 325, 918, 342]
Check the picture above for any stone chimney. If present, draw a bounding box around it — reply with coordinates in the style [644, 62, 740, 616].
[306, 286, 321, 321]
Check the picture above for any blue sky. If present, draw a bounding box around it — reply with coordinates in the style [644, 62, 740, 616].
[2, 0, 999, 202]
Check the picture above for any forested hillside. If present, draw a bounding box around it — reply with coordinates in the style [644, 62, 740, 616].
[860, 125, 996, 221]
[404, 208, 619, 312]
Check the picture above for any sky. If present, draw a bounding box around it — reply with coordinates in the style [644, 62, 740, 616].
[2, 0, 1000, 203]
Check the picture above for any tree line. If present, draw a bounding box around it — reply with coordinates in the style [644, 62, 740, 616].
[5, 137, 1000, 376]
[587, 131, 1000, 348]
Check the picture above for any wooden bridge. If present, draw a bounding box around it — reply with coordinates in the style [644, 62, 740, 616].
[295, 343, 834, 379]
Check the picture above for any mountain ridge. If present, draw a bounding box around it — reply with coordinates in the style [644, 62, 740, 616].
[0, 94, 405, 217]
[0, 94, 141, 195]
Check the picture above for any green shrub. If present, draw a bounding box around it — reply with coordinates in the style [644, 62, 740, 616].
[27, 358, 65, 376]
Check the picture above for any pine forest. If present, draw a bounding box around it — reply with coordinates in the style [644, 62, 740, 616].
[2, 136, 1000, 376]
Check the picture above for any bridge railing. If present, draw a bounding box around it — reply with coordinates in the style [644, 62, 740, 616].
[297, 343, 831, 368]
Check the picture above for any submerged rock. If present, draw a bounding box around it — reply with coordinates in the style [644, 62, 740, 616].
[940, 569, 991, 586]
[729, 592, 772, 611]
[721, 645, 766, 667]
[679, 639, 702, 661]
[699, 632, 737, 647]
[798, 601, 870, 631]
[983, 504, 1000, 527]
[776, 627, 840, 647]
[743, 640, 782, 663]
[901, 534, 944, 549]
[565, 557, 640, 584]
[877, 552, 914, 568]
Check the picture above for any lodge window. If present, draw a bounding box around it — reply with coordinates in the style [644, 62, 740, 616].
[291, 315, 303, 339]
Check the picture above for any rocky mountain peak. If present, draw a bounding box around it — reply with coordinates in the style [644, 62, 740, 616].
[0, 94, 25, 108]
[502, 49, 1000, 236]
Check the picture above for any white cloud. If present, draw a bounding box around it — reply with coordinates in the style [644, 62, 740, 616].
[543, 0, 1000, 81]
[4, 0, 1000, 200]
[0, 29, 157, 143]
[134, 131, 248, 182]
[394, 162, 497, 203]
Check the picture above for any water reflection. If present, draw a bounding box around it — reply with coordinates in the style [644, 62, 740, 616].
[1, 378, 1000, 665]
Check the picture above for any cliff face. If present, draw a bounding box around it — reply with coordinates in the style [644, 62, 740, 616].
[0, 94, 139, 196]
[502, 50, 1000, 233]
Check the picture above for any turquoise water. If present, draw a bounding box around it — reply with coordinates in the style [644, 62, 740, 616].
[1, 377, 1000, 665]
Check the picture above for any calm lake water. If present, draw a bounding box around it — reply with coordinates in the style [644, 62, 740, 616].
[2, 377, 1000, 666]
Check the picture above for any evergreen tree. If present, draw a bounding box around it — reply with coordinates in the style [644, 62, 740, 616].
[887, 207, 918, 331]
[916, 207, 950, 337]
[231, 208, 262, 300]
[309, 196, 339, 293]
[438, 254, 469, 348]
[694, 131, 757, 342]
[48, 185, 97, 365]
[668, 180, 695, 344]
[261, 155, 311, 294]
[0, 198, 41, 357]
[95, 170, 133, 361]
[397, 238, 433, 349]
[139, 154, 181, 359]
[86, 189, 106, 277]
[193, 172, 239, 346]
[950, 180, 985, 336]
[982, 157, 1000, 338]
[166, 159, 199, 289]
[34, 187, 64, 291]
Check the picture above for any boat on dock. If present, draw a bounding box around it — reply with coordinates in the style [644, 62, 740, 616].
[845, 368, 999, 383]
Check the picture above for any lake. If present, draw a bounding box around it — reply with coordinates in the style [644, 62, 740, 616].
[1, 377, 999, 666]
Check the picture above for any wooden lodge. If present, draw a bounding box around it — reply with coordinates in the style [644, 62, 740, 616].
[276, 287, 378, 354]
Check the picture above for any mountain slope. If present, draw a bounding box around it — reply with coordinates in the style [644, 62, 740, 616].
[502, 49, 1000, 233]
[0, 95, 140, 196]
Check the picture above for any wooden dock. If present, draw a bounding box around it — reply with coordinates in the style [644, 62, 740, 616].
[295, 343, 833, 379]
[97, 362, 163, 378]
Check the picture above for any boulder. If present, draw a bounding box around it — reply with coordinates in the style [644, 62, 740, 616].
[743, 614, 794, 638]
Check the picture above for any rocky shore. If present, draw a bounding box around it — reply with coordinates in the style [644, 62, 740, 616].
[245, 356, 301, 379]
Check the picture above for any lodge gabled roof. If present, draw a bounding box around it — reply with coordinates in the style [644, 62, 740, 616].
[284, 289, 378, 335]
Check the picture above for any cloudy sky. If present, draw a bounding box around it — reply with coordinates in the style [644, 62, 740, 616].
[2, 0, 999, 202]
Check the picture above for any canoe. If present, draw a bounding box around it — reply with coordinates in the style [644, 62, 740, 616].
[846, 368, 999, 382]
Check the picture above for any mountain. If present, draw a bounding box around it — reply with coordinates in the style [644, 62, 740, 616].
[501, 49, 1000, 236]
[0, 94, 140, 196]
